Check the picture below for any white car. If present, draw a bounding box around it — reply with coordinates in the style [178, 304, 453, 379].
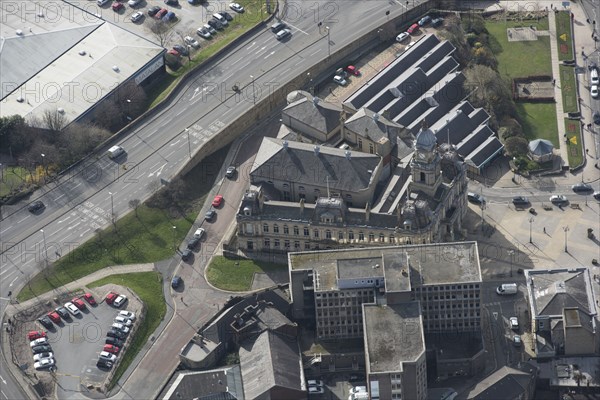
[592, 85, 599, 99]
[276, 28, 291, 41]
[194, 228, 205, 239]
[99, 351, 117, 362]
[130, 11, 143, 22]
[128, 0, 142, 6]
[97, 0, 110, 6]
[308, 386, 324, 394]
[33, 352, 53, 362]
[113, 295, 127, 308]
[119, 310, 136, 321]
[513, 335, 522, 346]
[197, 27, 212, 39]
[114, 316, 133, 326]
[333, 75, 347, 86]
[184, 36, 200, 48]
[307, 380, 324, 387]
[112, 323, 130, 334]
[396, 32, 410, 42]
[550, 194, 568, 205]
[65, 302, 81, 316]
[509, 317, 519, 330]
[34, 358, 55, 370]
[229, 3, 244, 12]
[30, 338, 48, 347]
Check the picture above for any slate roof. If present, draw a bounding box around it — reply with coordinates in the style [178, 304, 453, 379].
[239, 331, 303, 400]
[283, 97, 343, 134]
[250, 138, 381, 193]
[344, 108, 403, 142]
[466, 365, 536, 400]
[162, 366, 244, 400]
[529, 139, 554, 155]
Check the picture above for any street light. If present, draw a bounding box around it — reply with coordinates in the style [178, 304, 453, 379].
[325, 26, 331, 57]
[40, 153, 46, 176]
[40, 229, 49, 266]
[528, 217, 534, 243]
[109, 192, 115, 225]
[563, 226, 570, 252]
[125, 99, 132, 121]
[508, 249, 515, 277]
[185, 128, 192, 159]
[172, 226, 177, 251]
[307, 72, 313, 95]
[250, 75, 256, 104]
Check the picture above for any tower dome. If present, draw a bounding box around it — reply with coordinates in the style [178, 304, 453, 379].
[415, 119, 437, 152]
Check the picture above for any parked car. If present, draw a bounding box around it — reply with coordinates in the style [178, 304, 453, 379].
[30, 338, 49, 347]
[106, 292, 118, 305]
[105, 337, 124, 347]
[207, 19, 223, 30]
[148, 5, 161, 16]
[32, 344, 52, 354]
[308, 386, 324, 394]
[72, 297, 87, 310]
[418, 15, 431, 26]
[97, 0, 110, 5]
[37, 316, 53, 330]
[396, 32, 410, 42]
[276, 28, 292, 41]
[194, 228, 205, 239]
[47, 311, 61, 323]
[184, 36, 200, 48]
[103, 344, 120, 354]
[333, 75, 347, 86]
[594, 191, 600, 201]
[55, 307, 71, 320]
[163, 11, 176, 21]
[512, 196, 529, 206]
[197, 27, 212, 38]
[219, 11, 233, 21]
[33, 352, 53, 362]
[345, 65, 360, 76]
[112, 323, 130, 334]
[173, 44, 189, 55]
[229, 2, 244, 12]
[97, 358, 113, 369]
[307, 380, 324, 387]
[83, 293, 97, 306]
[119, 310, 136, 321]
[205, 209, 216, 221]
[99, 351, 117, 362]
[550, 194, 568, 205]
[349, 373, 365, 382]
[107, 328, 127, 339]
[34, 358, 55, 370]
[28, 200, 45, 213]
[203, 24, 216, 35]
[130, 11, 144, 22]
[27, 331, 47, 341]
[407, 23, 419, 34]
[271, 22, 286, 33]
[64, 302, 81, 316]
[509, 317, 519, 330]
[154, 8, 168, 20]
[592, 85, 599, 99]
[467, 192, 485, 205]
[431, 17, 444, 27]
[113, 295, 127, 308]
[114, 316, 133, 327]
[513, 335, 522, 346]
[164, 0, 179, 5]
[181, 248, 192, 261]
[212, 195, 223, 207]
[187, 237, 200, 250]
[226, 166, 236, 178]
[128, 0, 142, 6]
[112, 2, 124, 11]
[572, 182, 593, 193]
[171, 275, 183, 289]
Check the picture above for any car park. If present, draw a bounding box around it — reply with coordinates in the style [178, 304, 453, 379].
[407, 23, 419, 34]
[197, 27, 212, 38]
[431, 17, 444, 27]
[33, 352, 53, 362]
[512, 196, 529, 206]
[37, 316, 53, 330]
[55, 307, 70, 320]
[131, 11, 144, 22]
[155, 8, 168, 19]
[107, 328, 127, 339]
[194, 228, 205, 239]
[30, 338, 49, 347]
[32, 344, 52, 354]
[171, 275, 183, 289]
[212, 195, 224, 207]
[173, 44, 189, 55]
[103, 344, 120, 354]
[550, 194, 568, 205]
[114, 316, 133, 326]
[333, 75, 347, 86]
[230, 2, 244, 12]
[112, 323, 130, 334]
[205, 209, 216, 221]
[83, 293, 97, 306]
[28, 201, 45, 213]
[105, 337, 124, 347]
[99, 351, 117, 362]
[271, 22, 286, 33]
[113, 295, 127, 308]
[572, 182, 593, 193]
[112, 2, 124, 12]
[27, 331, 47, 341]
[72, 297, 87, 310]
[65, 302, 81, 316]
[509, 317, 519, 330]
[467, 192, 485, 205]
[396, 32, 410, 42]
[181, 248, 193, 261]
[148, 5, 161, 16]
[106, 292, 118, 305]
[345, 65, 360, 76]
[276, 28, 292, 41]
[418, 15, 431, 26]
[34, 358, 55, 370]
[184, 36, 200, 48]
[226, 166, 236, 178]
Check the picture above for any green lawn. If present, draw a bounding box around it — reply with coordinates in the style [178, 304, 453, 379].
[0, 166, 30, 197]
[486, 19, 552, 77]
[515, 102, 559, 147]
[555, 11, 574, 61]
[88, 272, 166, 389]
[560, 65, 578, 113]
[206, 256, 286, 291]
[563, 119, 584, 167]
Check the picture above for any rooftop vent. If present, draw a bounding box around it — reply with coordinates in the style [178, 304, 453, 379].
[57, 108, 65, 114]
[345, 150, 351, 160]
[367, 169, 373, 175]
[78, 50, 86, 56]
[16, 97, 24, 103]
[313, 96, 320, 106]
[112, 65, 120, 72]
[314, 145, 320, 155]
[16, 29, 23, 36]
[282, 140, 288, 149]
[373, 113, 380, 122]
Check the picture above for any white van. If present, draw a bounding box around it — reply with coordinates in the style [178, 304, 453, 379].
[591, 68, 599, 85]
[212, 13, 228, 26]
[107, 145, 125, 159]
[496, 283, 518, 295]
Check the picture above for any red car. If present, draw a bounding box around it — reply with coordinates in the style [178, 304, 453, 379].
[27, 331, 47, 341]
[155, 8, 168, 20]
[83, 293, 96, 306]
[212, 195, 223, 208]
[103, 344, 120, 354]
[345, 65, 361, 76]
[407, 23, 419, 35]
[106, 292, 118, 305]
[47, 311, 61, 323]
[72, 297, 87, 310]
[112, 2, 124, 11]
[167, 49, 180, 57]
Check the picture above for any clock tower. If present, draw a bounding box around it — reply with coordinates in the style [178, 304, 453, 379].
[410, 120, 442, 197]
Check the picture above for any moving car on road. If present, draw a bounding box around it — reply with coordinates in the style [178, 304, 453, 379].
[271, 22, 286, 33]
[467, 192, 485, 205]
[572, 182, 593, 193]
[28, 201, 45, 213]
[276, 28, 292, 41]
[509, 317, 519, 330]
[512, 196, 529, 206]
[226, 166, 236, 178]
[550, 194, 568, 205]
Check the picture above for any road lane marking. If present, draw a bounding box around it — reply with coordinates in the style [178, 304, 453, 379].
[287, 22, 309, 35]
[9, 276, 18, 287]
[17, 216, 30, 224]
[0, 226, 11, 235]
[264, 51, 275, 59]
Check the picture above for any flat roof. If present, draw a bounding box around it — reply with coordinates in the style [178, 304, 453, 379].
[1, 0, 164, 123]
[364, 302, 424, 373]
[337, 257, 383, 279]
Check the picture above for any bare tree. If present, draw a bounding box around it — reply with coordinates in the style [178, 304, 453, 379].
[174, 30, 196, 62]
[129, 199, 141, 217]
[93, 99, 123, 131]
[42, 108, 67, 133]
[58, 122, 111, 166]
[115, 82, 148, 121]
[149, 19, 174, 47]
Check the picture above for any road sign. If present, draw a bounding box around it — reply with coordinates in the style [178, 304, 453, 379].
[493, 312, 498, 320]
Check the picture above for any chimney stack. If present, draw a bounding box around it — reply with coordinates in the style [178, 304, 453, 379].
[345, 150, 351, 160]
[365, 202, 371, 222]
[314, 145, 320, 155]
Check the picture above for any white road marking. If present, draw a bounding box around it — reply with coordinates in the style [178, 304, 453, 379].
[148, 163, 167, 177]
[80, 228, 90, 237]
[231, 57, 243, 65]
[9, 276, 18, 287]
[17, 216, 30, 224]
[287, 22, 309, 35]
[55, 194, 65, 200]
[0, 226, 10, 235]
[264, 51, 275, 59]
[246, 41, 256, 50]
[170, 139, 181, 146]
[0, 375, 6, 384]
[309, 49, 322, 57]
[68, 222, 81, 230]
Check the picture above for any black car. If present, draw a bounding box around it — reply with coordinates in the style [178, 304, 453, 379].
[164, 0, 179, 5]
[271, 22, 286, 33]
[107, 328, 127, 339]
[219, 11, 233, 21]
[37, 316, 54, 330]
[105, 337, 124, 346]
[572, 182, 593, 193]
[187, 237, 200, 250]
[207, 18, 223, 30]
[512, 196, 529, 206]
[97, 359, 113, 369]
[171, 275, 182, 289]
[181, 248, 193, 261]
[594, 191, 600, 201]
[148, 5, 161, 16]
[28, 200, 45, 213]
[205, 209, 216, 221]
[593, 112, 600, 125]
[32, 344, 52, 354]
[467, 192, 485, 205]
[55, 307, 71, 320]
[173, 44, 189, 56]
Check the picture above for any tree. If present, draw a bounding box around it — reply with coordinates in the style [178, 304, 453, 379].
[464, 64, 516, 122]
[115, 81, 147, 121]
[504, 136, 529, 156]
[149, 19, 173, 47]
[42, 108, 67, 133]
[129, 199, 141, 217]
[438, 19, 471, 67]
[92, 99, 122, 131]
[58, 123, 111, 167]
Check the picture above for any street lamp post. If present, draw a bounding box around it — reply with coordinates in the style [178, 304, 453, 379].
[40, 153, 47, 177]
[172, 226, 177, 251]
[563, 226, 570, 252]
[126, 99, 132, 121]
[508, 249, 515, 277]
[40, 229, 49, 267]
[109, 192, 115, 225]
[307, 73, 313, 95]
[529, 217, 534, 243]
[325, 26, 331, 57]
[185, 128, 192, 159]
[250, 75, 256, 104]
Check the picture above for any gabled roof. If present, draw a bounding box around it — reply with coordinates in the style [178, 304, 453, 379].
[466, 365, 535, 400]
[250, 138, 381, 193]
[344, 107, 403, 142]
[162, 366, 244, 400]
[283, 97, 343, 134]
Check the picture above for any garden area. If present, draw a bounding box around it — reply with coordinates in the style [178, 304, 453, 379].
[206, 256, 285, 291]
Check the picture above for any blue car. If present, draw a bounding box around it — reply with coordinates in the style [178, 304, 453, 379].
[162, 11, 176, 22]
[418, 15, 431, 26]
[171, 276, 182, 289]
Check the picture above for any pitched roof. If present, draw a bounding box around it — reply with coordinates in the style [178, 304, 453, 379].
[162, 366, 244, 400]
[283, 97, 342, 134]
[529, 138, 554, 155]
[250, 138, 381, 193]
[528, 269, 595, 316]
[344, 107, 403, 142]
[467, 365, 535, 400]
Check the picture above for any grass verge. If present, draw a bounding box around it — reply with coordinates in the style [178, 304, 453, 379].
[563, 119, 584, 167]
[17, 145, 230, 302]
[515, 102, 559, 146]
[206, 256, 285, 291]
[0, 167, 30, 197]
[555, 11, 574, 61]
[87, 272, 166, 389]
[559, 65, 578, 113]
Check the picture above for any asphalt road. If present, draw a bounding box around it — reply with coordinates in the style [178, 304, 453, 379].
[0, 1, 430, 397]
